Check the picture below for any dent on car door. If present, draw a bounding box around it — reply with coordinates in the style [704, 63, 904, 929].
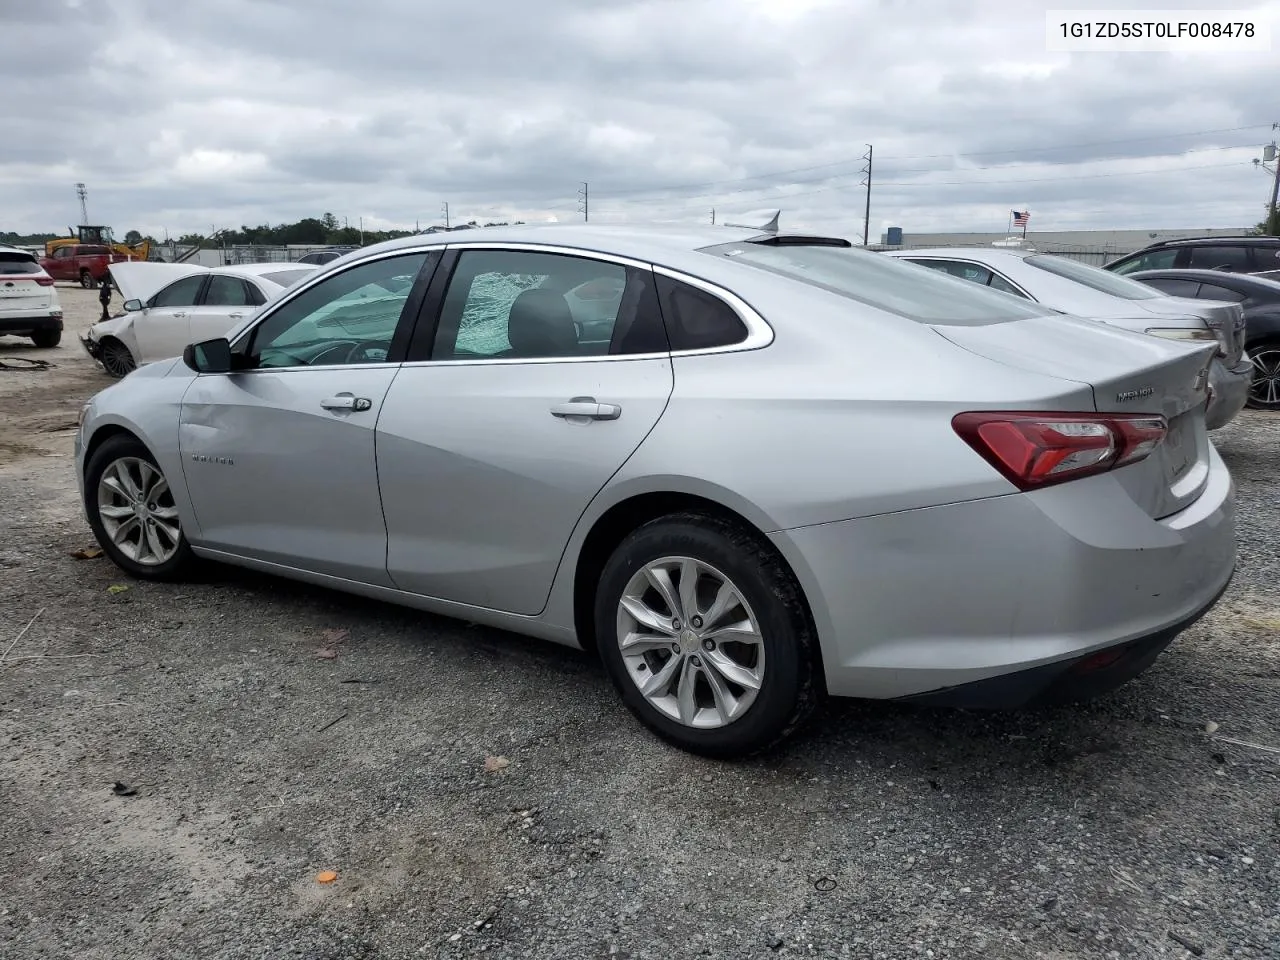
[377, 247, 675, 615]
[177, 250, 436, 583]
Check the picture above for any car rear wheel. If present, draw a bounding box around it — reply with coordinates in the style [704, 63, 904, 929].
[30, 328, 61, 348]
[84, 435, 196, 581]
[594, 512, 820, 758]
[1248, 342, 1280, 409]
[98, 337, 137, 378]
[79, 269, 94, 289]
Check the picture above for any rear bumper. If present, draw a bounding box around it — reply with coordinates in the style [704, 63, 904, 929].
[0, 314, 62, 335]
[896, 571, 1231, 707]
[1205, 356, 1251, 430]
[770, 444, 1236, 702]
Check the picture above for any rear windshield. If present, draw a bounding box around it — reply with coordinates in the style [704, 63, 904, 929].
[1024, 254, 1160, 300]
[699, 242, 1052, 325]
[0, 253, 40, 275]
[261, 269, 315, 288]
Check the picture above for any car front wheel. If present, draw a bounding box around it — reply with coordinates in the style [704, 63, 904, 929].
[595, 512, 820, 758]
[98, 337, 137, 379]
[84, 435, 196, 580]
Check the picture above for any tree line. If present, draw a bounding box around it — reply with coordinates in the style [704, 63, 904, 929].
[1, 212, 525, 249]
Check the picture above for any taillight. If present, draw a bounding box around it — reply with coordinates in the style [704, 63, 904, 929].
[35, 276, 55, 286]
[952, 412, 1168, 490]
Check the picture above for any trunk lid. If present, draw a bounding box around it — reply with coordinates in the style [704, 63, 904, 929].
[1138, 295, 1246, 365]
[934, 313, 1217, 519]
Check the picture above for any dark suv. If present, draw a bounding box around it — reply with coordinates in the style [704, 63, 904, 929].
[1104, 236, 1280, 276]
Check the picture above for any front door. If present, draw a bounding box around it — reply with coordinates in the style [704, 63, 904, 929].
[378, 247, 674, 615]
[132, 274, 205, 362]
[177, 250, 434, 585]
[188, 273, 256, 345]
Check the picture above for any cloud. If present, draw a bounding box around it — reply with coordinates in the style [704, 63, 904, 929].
[2, 0, 1277, 240]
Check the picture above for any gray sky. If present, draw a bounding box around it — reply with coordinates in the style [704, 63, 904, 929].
[3, 0, 1279, 240]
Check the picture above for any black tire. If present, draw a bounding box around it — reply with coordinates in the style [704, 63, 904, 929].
[84, 434, 197, 581]
[1247, 340, 1280, 410]
[98, 337, 137, 378]
[594, 512, 820, 758]
[79, 269, 94, 289]
[30, 328, 61, 348]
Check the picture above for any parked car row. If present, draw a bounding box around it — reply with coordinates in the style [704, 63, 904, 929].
[885, 247, 1251, 428]
[76, 224, 1236, 756]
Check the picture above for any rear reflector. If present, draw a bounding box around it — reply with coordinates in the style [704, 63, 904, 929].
[952, 411, 1167, 490]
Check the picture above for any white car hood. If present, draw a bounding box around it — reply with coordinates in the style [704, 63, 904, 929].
[110, 262, 206, 304]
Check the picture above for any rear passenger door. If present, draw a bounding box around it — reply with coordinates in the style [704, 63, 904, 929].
[377, 246, 674, 615]
[189, 274, 259, 345]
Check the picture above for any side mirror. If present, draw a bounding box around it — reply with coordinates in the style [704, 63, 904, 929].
[183, 337, 233, 374]
[122, 299, 143, 313]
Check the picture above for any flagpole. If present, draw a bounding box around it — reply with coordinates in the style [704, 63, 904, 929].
[1006, 209, 1012, 236]
[1022, 212, 1028, 240]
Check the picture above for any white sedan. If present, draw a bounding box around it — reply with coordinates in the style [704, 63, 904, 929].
[83, 262, 318, 377]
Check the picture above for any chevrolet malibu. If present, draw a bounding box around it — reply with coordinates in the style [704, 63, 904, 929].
[75, 225, 1236, 757]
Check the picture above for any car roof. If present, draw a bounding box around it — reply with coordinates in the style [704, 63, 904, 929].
[354, 223, 779, 265]
[0, 244, 37, 259]
[886, 247, 1033, 262]
[1133, 236, 1280, 250]
[220, 263, 320, 281]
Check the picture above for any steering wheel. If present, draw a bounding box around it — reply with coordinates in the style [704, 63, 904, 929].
[344, 340, 390, 364]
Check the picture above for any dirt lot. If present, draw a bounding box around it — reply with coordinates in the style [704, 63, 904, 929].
[2, 286, 1278, 959]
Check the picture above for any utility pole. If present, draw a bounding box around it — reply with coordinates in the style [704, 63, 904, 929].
[578, 182, 589, 222]
[441, 202, 450, 229]
[860, 145, 873, 246]
[711, 208, 716, 225]
[75, 182, 88, 225]
[359, 217, 364, 244]
[1266, 124, 1280, 236]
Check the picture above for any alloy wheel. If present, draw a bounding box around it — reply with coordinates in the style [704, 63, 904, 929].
[96, 457, 181, 565]
[100, 341, 136, 379]
[1249, 348, 1280, 408]
[615, 556, 765, 729]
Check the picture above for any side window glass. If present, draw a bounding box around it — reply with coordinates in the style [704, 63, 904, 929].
[245, 283, 267, 307]
[55, 247, 72, 259]
[987, 272, 1027, 297]
[654, 274, 748, 351]
[204, 275, 252, 307]
[151, 275, 205, 308]
[912, 260, 993, 285]
[247, 252, 428, 368]
[1196, 283, 1246, 303]
[1141, 278, 1201, 298]
[1187, 246, 1250, 271]
[431, 250, 662, 360]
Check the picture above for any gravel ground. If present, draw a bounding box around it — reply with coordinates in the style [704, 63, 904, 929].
[2, 287, 1278, 959]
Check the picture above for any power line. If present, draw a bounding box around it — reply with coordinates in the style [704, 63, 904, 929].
[582, 123, 1272, 201]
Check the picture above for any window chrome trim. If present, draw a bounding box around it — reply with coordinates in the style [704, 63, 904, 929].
[226, 239, 775, 372]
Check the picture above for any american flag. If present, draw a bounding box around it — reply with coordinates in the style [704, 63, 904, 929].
[1012, 210, 1031, 227]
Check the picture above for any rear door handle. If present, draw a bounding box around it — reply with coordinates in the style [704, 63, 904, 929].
[173, 311, 188, 319]
[550, 397, 621, 421]
[321, 395, 373, 412]
[228, 312, 244, 320]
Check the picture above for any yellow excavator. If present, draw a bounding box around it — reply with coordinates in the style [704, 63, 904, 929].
[44, 225, 151, 261]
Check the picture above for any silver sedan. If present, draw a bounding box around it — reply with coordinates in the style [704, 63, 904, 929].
[885, 247, 1251, 430]
[75, 225, 1236, 757]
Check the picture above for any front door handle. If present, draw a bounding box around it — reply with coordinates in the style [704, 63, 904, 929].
[321, 395, 373, 412]
[173, 311, 188, 319]
[550, 397, 621, 421]
[228, 312, 244, 320]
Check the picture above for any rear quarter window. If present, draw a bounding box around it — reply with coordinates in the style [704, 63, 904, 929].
[654, 275, 748, 350]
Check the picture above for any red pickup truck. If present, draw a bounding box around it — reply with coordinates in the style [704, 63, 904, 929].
[39, 244, 137, 288]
